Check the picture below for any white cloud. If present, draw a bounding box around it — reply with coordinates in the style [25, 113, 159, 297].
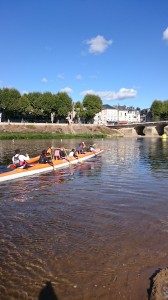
[80, 88, 137, 101]
[163, 27, 168, 41]
[57, 73, 65, 79]
[22, 90, 28, 95]
[76, 74, 83, 80]
[59, 87, 73, 94]
[41, 77, 48, 83]
[86, 35, 113, 54]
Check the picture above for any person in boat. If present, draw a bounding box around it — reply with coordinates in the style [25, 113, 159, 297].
[88, 144, 95, 152]
[39, 149, 53, 164]
[77, 142, 86, 154]
[12, 149, 30, 168]
[46, 146, 54, 160]
[46, 147, 52, 155]
[60, 146, 67, 159]
[69, 148, 78, 159]
[53, 146, 67, 160]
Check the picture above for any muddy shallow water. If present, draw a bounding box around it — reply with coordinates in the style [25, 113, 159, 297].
[0, 137, 168, 300]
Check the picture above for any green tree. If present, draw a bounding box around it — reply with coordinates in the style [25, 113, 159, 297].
[0, 88, 21, 120]
[150, 100, 163, 121]
[161, 100, 168, 120]
[54, 92, 73, 122]
[74, 101, 84, 123]
[16, 95, 33, 121]
[36, 92, 54, 120]
[27, 92, 43, 120]
[82, 94, 102, 123]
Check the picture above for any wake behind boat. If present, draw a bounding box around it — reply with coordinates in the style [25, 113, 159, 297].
[0, 148, 104, 183]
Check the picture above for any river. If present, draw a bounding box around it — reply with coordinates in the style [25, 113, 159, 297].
[0, 137, 168, 300]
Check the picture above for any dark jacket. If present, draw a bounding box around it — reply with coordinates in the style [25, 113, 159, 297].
[39, 154, 52, 164]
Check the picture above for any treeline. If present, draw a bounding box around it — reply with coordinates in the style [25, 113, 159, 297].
[0, 88, 102, 123]
[150, 100, 168, 121]
[1, 88, 168, 123]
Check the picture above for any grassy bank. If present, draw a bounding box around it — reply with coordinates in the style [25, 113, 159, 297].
[0, 132, 107, 140]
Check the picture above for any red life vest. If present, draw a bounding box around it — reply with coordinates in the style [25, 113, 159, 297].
[13, 154, 26, 168]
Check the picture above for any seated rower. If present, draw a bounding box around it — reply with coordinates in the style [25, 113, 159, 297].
[69, 148, 78, 159]
[53, 146, 67, 160]
[88, 144, 95, 152]
[39, 149, 52, 164]
[77, 142, 86, 154]
[12, 148, 30, 168]
[46, 146, 52, 155]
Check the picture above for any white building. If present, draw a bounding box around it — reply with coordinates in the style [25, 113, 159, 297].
[94, 105, 140, 125]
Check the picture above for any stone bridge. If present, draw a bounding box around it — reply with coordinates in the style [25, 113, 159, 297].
[107, 121, 168, 136]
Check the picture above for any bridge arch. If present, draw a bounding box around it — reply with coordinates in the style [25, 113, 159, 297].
[107, 121, 168, 136]
[155, 124, 166, 136]
[134, 125, 145, 136]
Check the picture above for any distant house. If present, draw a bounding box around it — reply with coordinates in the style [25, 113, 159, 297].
[94, 105, 140, 125]
[94, 105, 118, 125]
[140, 108, 152, 122]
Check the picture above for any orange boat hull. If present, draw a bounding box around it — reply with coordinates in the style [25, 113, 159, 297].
[0, 148, 104, 182]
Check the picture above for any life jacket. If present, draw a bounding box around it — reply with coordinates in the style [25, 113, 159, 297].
[88, 146, 94, 152]
[60, 149, 66, 158]
[39, 154, 52, 164]
[13, 154, 25, 168]
[54, 149, 61, 160]
[39, 154, 47, 164]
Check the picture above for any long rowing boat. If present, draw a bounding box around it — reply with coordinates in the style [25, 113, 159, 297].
[0, 148, 104, 183]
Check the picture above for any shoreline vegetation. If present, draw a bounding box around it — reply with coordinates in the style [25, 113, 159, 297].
[0, 132, 108, 140]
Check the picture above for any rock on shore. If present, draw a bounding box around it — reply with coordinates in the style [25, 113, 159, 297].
[149, 268, 168, 300]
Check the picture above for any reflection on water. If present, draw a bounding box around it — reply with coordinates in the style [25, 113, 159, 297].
[139, 138, 168, 177]
[0, 138, 168, 300]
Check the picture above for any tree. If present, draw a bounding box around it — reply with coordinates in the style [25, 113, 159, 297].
[74, 101, 84, 123]
[16, 95, 33, 121]
[150, 100, 163, 121]
[54, 92, 73, 122]
[37, 92, 54, 120]
[0, 88, 21, 120]
[161, 100, 168, 120]
[82, 94, 102, 123]
[27, 92, 43, 120]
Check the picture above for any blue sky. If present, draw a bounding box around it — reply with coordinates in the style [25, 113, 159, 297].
[0, 0, 168, 109]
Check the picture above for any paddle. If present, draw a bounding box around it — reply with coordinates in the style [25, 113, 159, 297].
[49, 160, 54, 170]
[64, 148, 71, 164]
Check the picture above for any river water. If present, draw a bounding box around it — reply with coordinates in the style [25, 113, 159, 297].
[0, 137, 168, 300]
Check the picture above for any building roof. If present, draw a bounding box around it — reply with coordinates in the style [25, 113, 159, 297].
[102, 104, 117, 110]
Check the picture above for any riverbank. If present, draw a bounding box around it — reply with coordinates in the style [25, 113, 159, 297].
[0, 123, 122, 138]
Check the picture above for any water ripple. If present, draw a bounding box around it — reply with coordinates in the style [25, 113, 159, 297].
[0, 138, 168, 299]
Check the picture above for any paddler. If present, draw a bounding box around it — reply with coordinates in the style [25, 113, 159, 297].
[39, 149, 53, 164]
[12, 149, 30, 168]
